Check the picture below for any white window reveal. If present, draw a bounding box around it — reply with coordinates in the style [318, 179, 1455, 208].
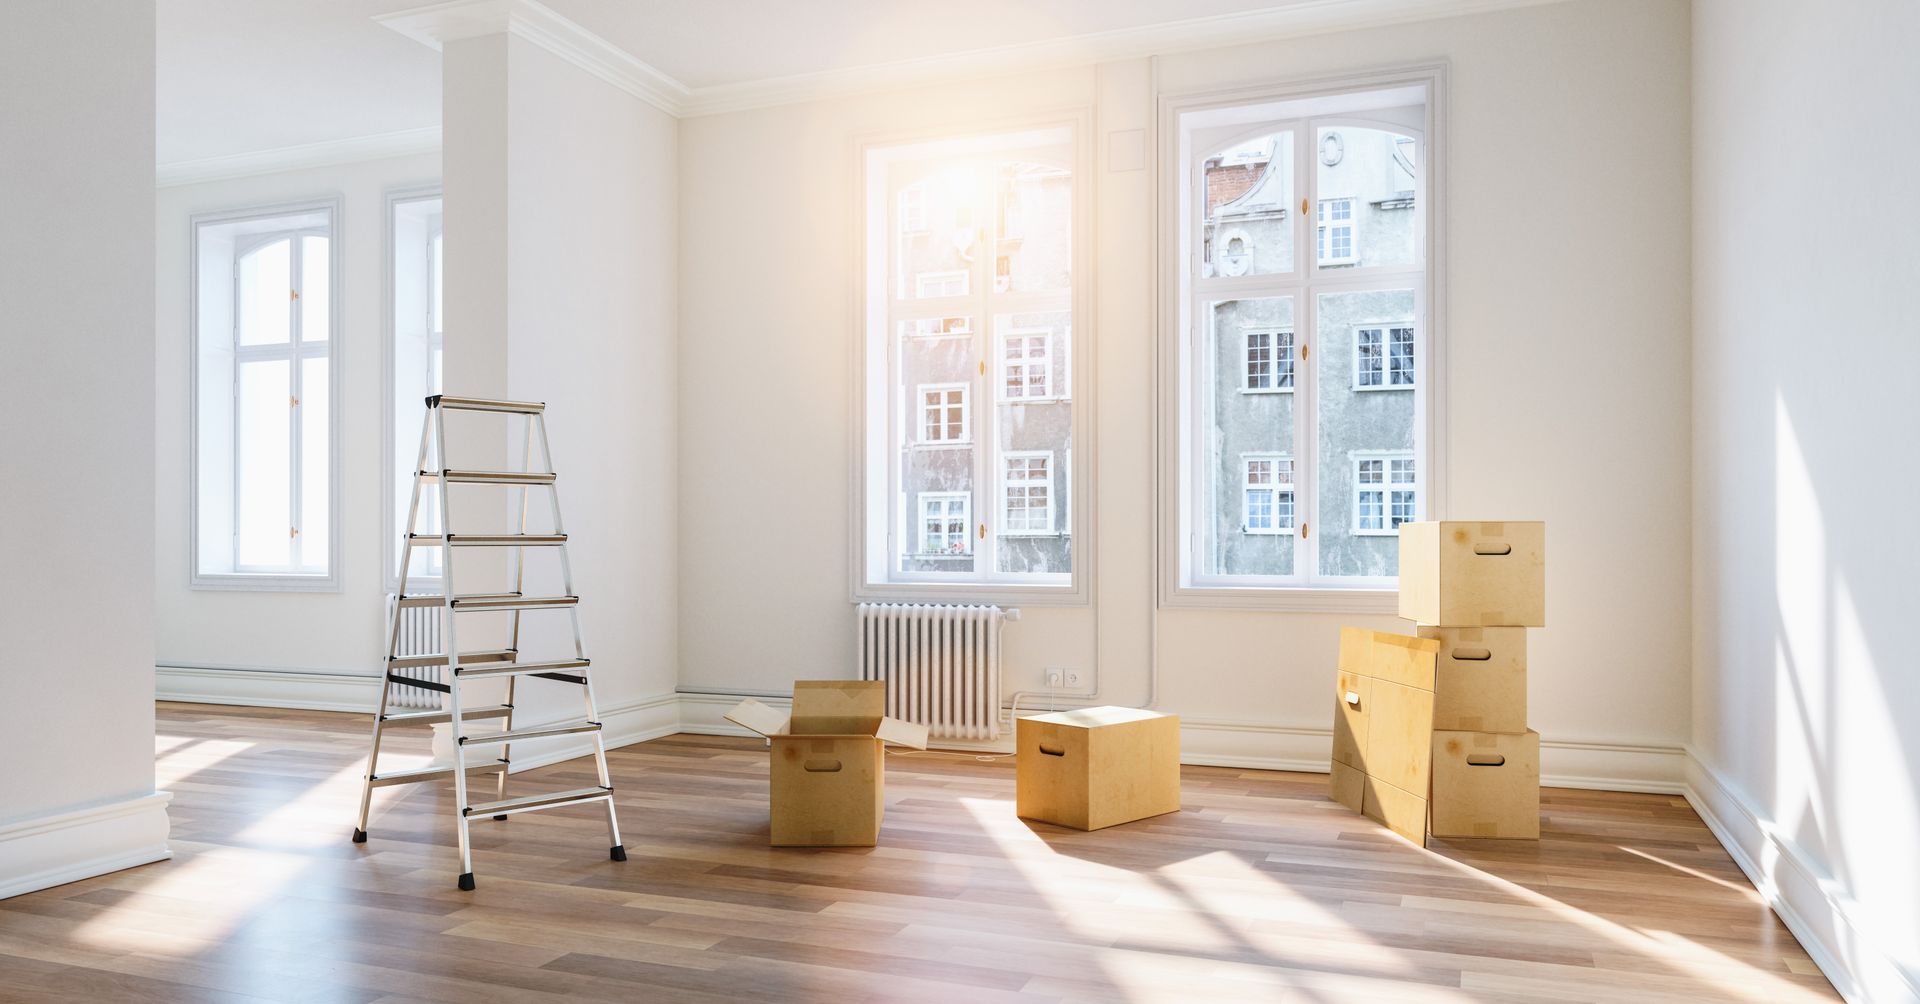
[1356, 324, 1416, 389]
[916, 270, 969, 298]
[1355, 455, 1417, 534]
[919, 493, 971, 556]
[1002, 452, 1053, 535]
[1003, 330, 1052, 399]
[1244, 455, 1296, 533]
[1245, 329, 1295, 391]
[919, 383, 969, 444]
[1317, 197, 1356, 265]
[387, 190, 444, 588]
[191, 200, 341, 589]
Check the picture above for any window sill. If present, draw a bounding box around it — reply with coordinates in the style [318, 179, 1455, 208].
[1239, 387, 1294, 395]
[1353, 384, 1414, 393]
[855, 579, 1086, 607]
[1240, 528, 1296, 535]
[192, 572, 341, 593]
[998, 396, 1069, 405]
[1000, 531, 1062, 539]
[910, 441, 972, 450]
[1164, 583, 1397, 613]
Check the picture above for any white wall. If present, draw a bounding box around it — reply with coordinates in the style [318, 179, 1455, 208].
[155, 153, 441, 681]
[1691, 1, 1920, 999]
[0, 0, 169, 897]
[678, 0, 1693, 777]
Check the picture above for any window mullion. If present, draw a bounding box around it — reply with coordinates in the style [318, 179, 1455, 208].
[287, 236, 304, 571]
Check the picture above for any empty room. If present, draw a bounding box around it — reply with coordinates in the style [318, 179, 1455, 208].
[1, 0, 1914, 1000]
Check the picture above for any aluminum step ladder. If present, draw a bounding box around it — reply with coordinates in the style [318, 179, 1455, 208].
[352, 394, 623, 890]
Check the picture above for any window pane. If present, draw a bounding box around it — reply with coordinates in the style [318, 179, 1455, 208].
[300, 235, 329, 342]
[995, 161, 1071, 294]
[300, 357, 328, 571]
[236, 359, 290, 568]
[898, 320, 976, 575]
[1203, 130, 1293, 278]
[1315, 126, 1417, 270]
[1204, 296, 1295, 577]
[1317, 288, 1416, 575]
[995, 311, 1071, 575]
[237, 238, 290, 346]
[897, 164, 981, 300]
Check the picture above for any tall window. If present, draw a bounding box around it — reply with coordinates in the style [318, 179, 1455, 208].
[387, 191, 444, 589]
[192, 201, 339, 588]
[1178, 82, 1432, 594]
[862, 124, 1078, 591]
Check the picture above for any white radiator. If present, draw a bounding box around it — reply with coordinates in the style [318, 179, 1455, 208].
[385, 594, 443, 710]
[856, 603, 1005, 740]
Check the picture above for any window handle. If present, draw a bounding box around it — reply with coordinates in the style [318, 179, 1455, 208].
[289, 527, 299, 538]
[978, 523, 987, 540]
[1300, 522, 1310, 539]
[290, 289, 300, 301]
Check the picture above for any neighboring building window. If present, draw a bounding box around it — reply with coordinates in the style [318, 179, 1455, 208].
[1002, 453, 1053, 535]
[899, 183, 927, 234]
[1245, 329, 1295, 391]
[1355, 324, 1415, 389]
[919, 383, 969, 443]
[1317, 197, 1356, 265]
[916, 270, 968, 298]
[1219, 230, 1252, 276]
[919, 493, 971, 555]
[864, 125, 1076, 589]
[1244, 455, 1296, 532]
[191, 202, 339, 588]
[1179, 87, 1429, 591]
[1355, 455, 1417, 533]
[1003, 330, 1052, 399]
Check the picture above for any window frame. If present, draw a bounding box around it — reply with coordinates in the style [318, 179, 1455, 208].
[999, 450, 1056, 537]
[189, 197, 344, 592]
[1316, 197, 1358, 266]
[1241, 452, 1296, 534]
[1158, 66, 1447, 613]
[916, 492, 973, 558]
[915, 381, 971, 446]
[1352, 320, 1416, 391]
[1242, 327, 1295, 393]
[1352, 451, 1417, 536]
[914, 269, 969, 298]
[1000, 327, 1055, 401]
[854, 112, 1095, 606]
[382, 185, 444, 593]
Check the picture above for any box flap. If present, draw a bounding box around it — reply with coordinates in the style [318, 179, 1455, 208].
[724, 697, 790, 738]
[790, 680, 885, 735]
[874, 716, 929, 750]
[1027, 705, 1170, 729]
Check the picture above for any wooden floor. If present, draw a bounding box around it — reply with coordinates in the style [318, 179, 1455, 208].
[0, 704, 1835, 1003]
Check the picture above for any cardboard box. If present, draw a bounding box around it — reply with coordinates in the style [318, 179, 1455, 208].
[1430, 729, 1540, 839]
[724, 680, 929, 847]
[1016, 706, 1180, 831]
[1417, 625, 1528, 733]
[1327, 628, 1441, 845]
[1329, 757, 1366, 814]
[1398, 521, 1546, 627]
[1362, 774, 1429, 846]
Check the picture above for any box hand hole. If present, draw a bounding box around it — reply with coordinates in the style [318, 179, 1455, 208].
[803, 759, 843, 772]
[1038, 744, 1066, 757]
[1465, 753, 1507, 766]
[1451, 647, 1493, 661]
[1472, 543, 1513, 555]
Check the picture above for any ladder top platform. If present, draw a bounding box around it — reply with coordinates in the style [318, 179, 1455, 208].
[427, 394, 546, 414]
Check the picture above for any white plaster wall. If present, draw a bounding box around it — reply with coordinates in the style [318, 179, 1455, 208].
[0, 0, 160, 840]
[1692, 1, 1920, 997]
[154, 153, 441, 675]
[677, 0, 1693, 759]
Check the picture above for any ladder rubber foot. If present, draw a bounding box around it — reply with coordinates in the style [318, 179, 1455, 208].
[457, 872, 476, 891]
[351, 827, 367, 843]
[610, 845, 627, 862]
[493, 814, 507, 821]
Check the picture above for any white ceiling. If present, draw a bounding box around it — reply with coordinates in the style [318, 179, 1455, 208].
[158, 0, 1410, 165]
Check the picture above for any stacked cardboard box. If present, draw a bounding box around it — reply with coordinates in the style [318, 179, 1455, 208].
[1329, 521, 1545, 844]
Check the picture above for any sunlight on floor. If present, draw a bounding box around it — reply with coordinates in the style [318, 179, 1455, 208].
[238, 761, 390, 848]
[154, 735, 255, 788]
[71, 844, 307, 952]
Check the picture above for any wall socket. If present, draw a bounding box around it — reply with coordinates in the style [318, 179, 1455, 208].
[1045, 669, 1086, 690]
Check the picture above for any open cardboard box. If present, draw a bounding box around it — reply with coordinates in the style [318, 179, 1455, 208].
[725, 680, 929, 847]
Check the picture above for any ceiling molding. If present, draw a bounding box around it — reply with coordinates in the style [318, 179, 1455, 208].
[375, 0, 689, 116]
[156, 127, 442, 188]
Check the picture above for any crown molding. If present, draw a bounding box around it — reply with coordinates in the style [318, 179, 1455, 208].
[375, 0, 689, 116]
[377, 0, 1565, 120]
[156, 127, 442, 188]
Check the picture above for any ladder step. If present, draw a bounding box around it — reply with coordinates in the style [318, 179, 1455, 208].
[451, 594, 578, 612]
[454, 658, 589, 681]
[459, 721, 600, 746]
[397, 592, 514, 609]
[388, 649, 515, 669]
[421, 469, 557, 485]
[428, 394, 546, 415]
[380, 704, 512, 727]
[466, 786, 611, 818]
[407, 533, 568, 547]
[369, 760, 507, 788]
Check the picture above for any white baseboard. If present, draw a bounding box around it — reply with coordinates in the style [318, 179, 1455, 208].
[672, 690, 1687, 793]
[1683, 752, 1917, 1004]
[157, 664, 381, 712]
[0, 792, 173, 900]
[500, 692, 684, 773]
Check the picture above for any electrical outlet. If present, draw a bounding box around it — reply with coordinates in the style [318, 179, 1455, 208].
[1045, 670, 1064, 688]
[1064, 670, 1083, 689]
